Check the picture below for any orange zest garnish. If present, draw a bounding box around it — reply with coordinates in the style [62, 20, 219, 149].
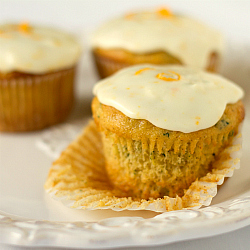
[125, 13, 136, 19]
[19, 22, 31, 34]
[135, 67, 155, 75]
[195, 117, 200, 125]
[157, 8, 172, 18]
[156, 71, 181, 81]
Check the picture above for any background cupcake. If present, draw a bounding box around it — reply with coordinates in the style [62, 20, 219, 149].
[92, 65, 244, 199]
[0, 23, 82, 132]
[91, 8, 224, 78]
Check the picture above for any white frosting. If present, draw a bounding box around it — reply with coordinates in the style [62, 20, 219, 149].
[0, 23, 82, 73]
[92, 11, 224, 69]
[93, 65, 244, 133]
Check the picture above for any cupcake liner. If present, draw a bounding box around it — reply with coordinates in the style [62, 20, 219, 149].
[44, 120, 243, 212]
[93, 52, 130, 78]
[0, 67, 75, 132]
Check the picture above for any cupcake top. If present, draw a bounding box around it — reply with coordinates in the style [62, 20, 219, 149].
[0, 23, 82, 74]
[91, 8, 224, 69]
[93, 65, 244, 133]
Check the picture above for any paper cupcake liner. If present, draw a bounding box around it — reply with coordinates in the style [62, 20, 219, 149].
[93, 52, 132, 79]
[0, 67, 75, 132]
[44, 120, 242, 212]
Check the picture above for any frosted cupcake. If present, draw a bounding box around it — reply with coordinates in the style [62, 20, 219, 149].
[0, 23, 82, 132]
[92, 65, 244, 199]
[91, 8, 224, 78]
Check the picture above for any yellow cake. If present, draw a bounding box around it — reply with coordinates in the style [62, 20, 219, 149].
[91, 8, 224, 78]
[0, 23, 82, 132]
[92, 65, 244, 199]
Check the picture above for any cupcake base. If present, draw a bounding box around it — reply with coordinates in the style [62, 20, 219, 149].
[92, 48, 219, 78]
[92, 48, 182, 78]
[0, 67, 76, 132]
[101, 130, 213, 199]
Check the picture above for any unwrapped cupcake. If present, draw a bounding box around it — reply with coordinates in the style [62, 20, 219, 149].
[91, 8, 224, 78]
[0, 23, 82, 132]
[92, 65, 244, 199]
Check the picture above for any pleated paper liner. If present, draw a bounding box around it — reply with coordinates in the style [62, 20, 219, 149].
[44, 120, 242, 212]
[92, 51, 130, 79]
[0, 67, 75, 132]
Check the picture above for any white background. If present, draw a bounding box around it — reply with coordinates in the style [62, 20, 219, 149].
[1, 0, 250, 42]
[0, 0, 250, 249]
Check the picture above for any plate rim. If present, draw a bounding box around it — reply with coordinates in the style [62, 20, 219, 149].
[1, 190, 250, 249]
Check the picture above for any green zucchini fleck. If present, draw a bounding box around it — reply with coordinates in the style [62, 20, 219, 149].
[163, 132, 170, 137]
[215, 119, 230, 130]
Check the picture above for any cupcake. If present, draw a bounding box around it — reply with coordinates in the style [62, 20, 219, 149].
[0, 23, 82, 132]
[91, 8, 224, 78]
[92, 65, 244, 199]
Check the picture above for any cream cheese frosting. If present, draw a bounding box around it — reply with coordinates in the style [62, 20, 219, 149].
[93, 65, 244, 133]
[0, 23, 82, 74]
[91, 10, 224, 69]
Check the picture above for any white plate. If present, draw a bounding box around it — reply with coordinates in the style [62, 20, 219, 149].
[0, 41, 250, 249]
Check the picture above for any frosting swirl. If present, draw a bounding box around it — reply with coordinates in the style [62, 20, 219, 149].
[91, 9, 224, 69]
[0, 23, 82, 73]
[93, 65, 244, 133]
